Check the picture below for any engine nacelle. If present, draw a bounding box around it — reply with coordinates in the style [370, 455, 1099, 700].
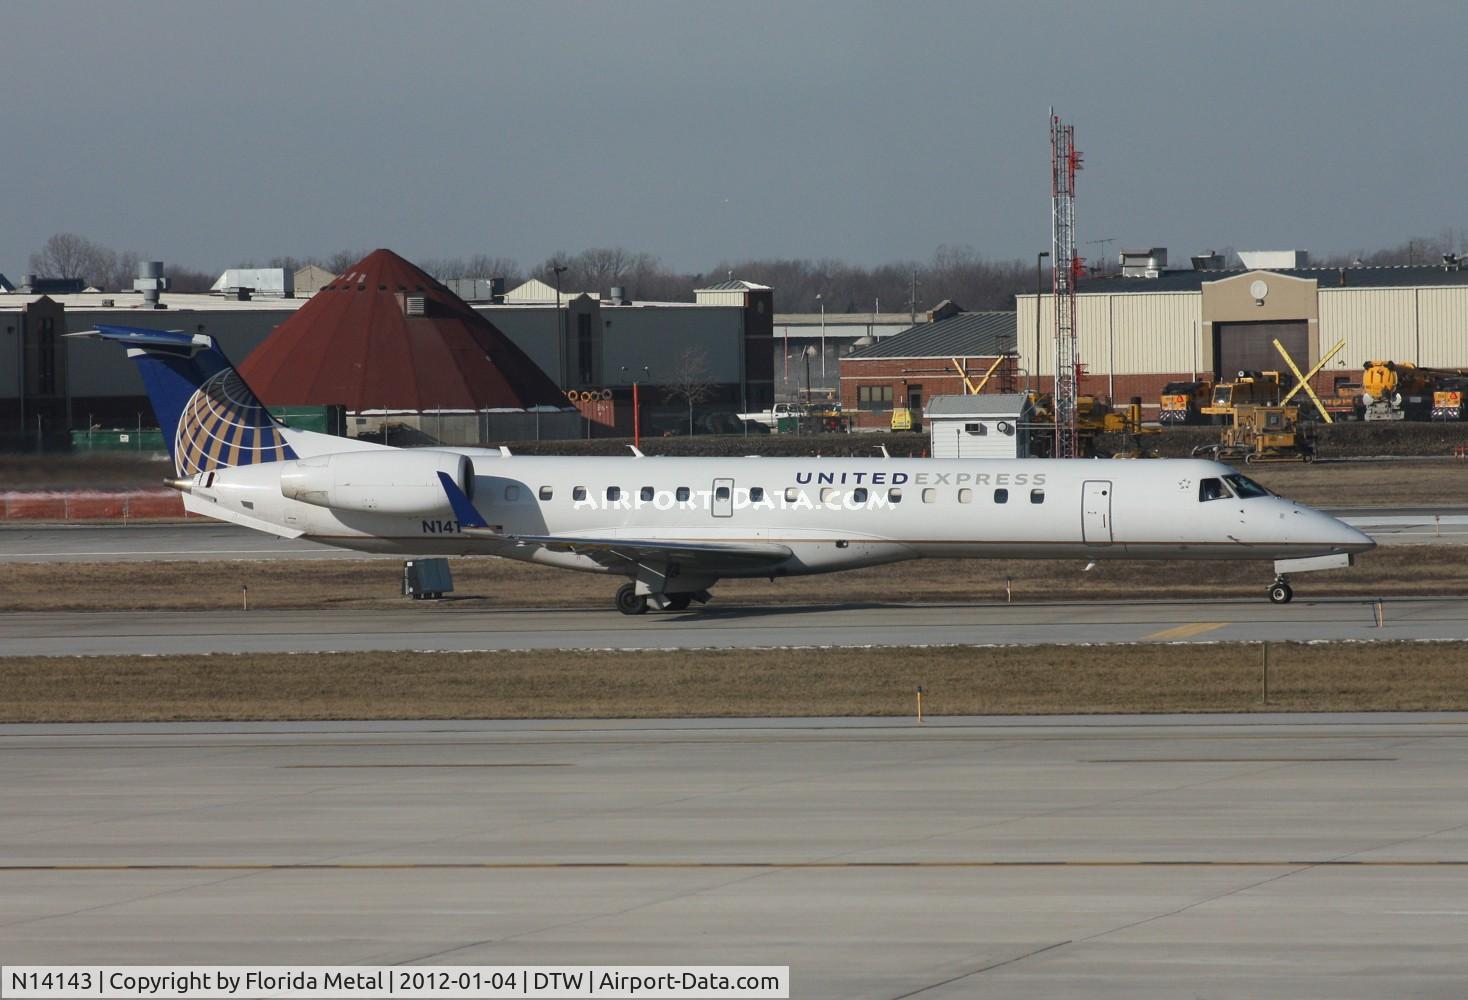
[279, 450, 474, 515]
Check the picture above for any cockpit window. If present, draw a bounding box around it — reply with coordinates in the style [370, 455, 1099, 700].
[1199, 477, 1229, 502]
[1223, 474, 1271, 499]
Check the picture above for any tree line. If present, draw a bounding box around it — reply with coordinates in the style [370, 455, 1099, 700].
[25, 229, 1468, 314]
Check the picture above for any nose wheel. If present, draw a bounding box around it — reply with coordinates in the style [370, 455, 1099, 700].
[1267, 577, 1293, 604]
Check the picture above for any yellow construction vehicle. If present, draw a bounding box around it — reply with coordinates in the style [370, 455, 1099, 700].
[1159, 380, 1213, 425]
[1191, 404, 1315, 464]
[1201, 371, 1284, 422]
[1361, 360, 1468, 421]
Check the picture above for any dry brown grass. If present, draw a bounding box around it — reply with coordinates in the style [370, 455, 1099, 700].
[0, 543, 1462, 612]
[2, 642, 1466, 723]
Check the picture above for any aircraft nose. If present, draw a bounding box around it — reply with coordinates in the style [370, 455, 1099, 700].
[1325, 513, 1376, 554]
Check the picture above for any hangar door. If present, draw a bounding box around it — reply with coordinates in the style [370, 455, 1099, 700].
[1213, 321, 1307, 378]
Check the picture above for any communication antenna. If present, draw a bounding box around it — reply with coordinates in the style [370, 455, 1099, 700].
[1051, 110, 1083, 459]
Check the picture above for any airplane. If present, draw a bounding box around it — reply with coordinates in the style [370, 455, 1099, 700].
[82, 324, 1375, 614]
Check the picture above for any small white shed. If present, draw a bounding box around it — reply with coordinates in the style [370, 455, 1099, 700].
[925, 394, 1034, 459]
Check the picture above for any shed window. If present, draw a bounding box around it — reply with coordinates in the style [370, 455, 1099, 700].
[538, 486, 553, 501]
[1030, 489, 1045, 504]
[994, 488, 1009, 504]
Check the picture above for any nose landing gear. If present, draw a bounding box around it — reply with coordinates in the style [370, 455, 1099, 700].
[1267, 576, 1293, 604]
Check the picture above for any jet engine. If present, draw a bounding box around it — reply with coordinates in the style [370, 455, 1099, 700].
[279, 450, 474, 515]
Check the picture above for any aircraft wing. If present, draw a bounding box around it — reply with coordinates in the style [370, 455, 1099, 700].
[437, 472, 793, 572]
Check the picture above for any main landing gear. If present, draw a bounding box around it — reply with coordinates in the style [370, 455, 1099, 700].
[615, 583, 704, 615]
[1267, 576, 1293, 604]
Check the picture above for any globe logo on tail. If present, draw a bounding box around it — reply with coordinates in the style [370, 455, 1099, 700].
[175, 369, 297, 475]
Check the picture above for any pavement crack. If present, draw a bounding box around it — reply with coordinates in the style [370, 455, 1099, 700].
[886, 940, 1073, 999]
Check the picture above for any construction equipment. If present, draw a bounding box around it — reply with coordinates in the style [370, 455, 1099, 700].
[1361, 361, 1468, 420]
[1274, 337, 1346, 424]
[1027, 392, 1157, 458]
[1192, 404, 1316, 464]
[1432, 376, 1468, 421]
[1201, 371, 1283, 422]
[1158, 380, 1213, 425]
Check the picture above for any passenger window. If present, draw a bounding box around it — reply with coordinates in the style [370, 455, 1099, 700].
[640, 486, 654, 502]
[715, 486, 731, 501]
[820, 487, 837, 503]
[853, 487, 868, 503]
[1030, 489, 1044, 504]
[994, 489, 1009, 504]
[888, 488, 902, 503]
[538, 486, 553, 501]
[676, 486, 691, 502]
[921, 488, 935, 503]
[573, 486, 587, 501]
[607, 486, 621, 501]
[1199, 477, 1228, 502]
[750, 486, 764, 503]
[784, 487, 799, 502]
[505, 484, 520, 501]
[958, 488, 972, 504]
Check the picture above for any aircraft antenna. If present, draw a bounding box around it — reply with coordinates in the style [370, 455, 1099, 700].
[1050, 110, 1083, 459]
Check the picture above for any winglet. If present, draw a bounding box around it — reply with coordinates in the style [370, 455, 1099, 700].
[437, 472, 489, 529]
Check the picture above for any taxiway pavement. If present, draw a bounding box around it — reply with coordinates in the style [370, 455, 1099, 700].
[2, 714, 1467, 997]
[0, 596, 1447, 657]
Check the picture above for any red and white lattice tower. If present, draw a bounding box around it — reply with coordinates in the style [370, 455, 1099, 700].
[1050, 112, 1083, 459]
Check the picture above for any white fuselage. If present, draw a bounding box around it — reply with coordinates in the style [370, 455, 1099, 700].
[186, 453, 1373, 580]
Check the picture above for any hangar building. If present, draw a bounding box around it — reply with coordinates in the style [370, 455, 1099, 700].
[1017, 253, 1468, 413]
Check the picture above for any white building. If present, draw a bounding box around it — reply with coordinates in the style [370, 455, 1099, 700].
[925, 393, 1034, 459]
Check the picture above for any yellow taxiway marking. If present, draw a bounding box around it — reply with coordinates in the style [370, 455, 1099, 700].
[1144, 621, 1227, 641]
[3, 860, 1467, 872]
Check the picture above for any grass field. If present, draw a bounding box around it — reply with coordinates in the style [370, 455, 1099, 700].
[2, 641, 1465, 723]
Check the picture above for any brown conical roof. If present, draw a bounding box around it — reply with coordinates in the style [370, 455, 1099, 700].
[238, 249, 565, 411]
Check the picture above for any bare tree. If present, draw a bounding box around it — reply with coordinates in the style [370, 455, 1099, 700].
[29, 233, 116, 286]
[667, 347, 715, 435]
[326, 248, 368, 275]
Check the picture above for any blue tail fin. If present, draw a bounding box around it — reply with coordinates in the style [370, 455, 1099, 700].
[81, 325, 297, 475]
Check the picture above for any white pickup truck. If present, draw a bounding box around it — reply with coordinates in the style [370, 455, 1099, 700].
[736, 402, 805, 427]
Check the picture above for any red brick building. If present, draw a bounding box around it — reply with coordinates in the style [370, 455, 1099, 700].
[838, 304, 1017, 430]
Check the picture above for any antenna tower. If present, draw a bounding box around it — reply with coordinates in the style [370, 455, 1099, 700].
[1050, 111, 1082, 458]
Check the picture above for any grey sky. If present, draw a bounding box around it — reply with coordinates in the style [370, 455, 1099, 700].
[4, 1, 1463, 277]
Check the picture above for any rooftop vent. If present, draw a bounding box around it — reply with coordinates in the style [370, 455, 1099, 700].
[133, 260, 168, 309]
[609, 285, 629, 305]
[1191, 250, 1226, 271]
[1120, 247, 1167, 278]
[405, 295, 427, 316]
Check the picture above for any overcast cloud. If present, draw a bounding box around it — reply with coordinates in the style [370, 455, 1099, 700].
[3, 0, 1463, 276]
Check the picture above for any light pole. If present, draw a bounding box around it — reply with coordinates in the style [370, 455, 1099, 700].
[551, 264, 568, 386]
[620, 364, 649, 449]
[816, 293, 826, 381]
[1034, 252, 1049, 393]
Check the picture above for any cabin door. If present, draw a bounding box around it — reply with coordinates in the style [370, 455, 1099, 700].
[712, 478, 734, 518]
[1082, 480, 1113, 544]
